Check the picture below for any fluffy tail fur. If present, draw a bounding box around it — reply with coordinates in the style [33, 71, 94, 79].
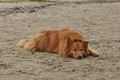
[16, 39, 29, 48]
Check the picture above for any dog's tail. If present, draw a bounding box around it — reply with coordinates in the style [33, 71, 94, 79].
[16, 39, 29, 48]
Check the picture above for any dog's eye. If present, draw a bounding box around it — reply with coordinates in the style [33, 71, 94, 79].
[73, 49, 76, 51]
[80, 49, 83, 51]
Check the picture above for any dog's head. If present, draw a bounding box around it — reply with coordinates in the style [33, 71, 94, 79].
[67, 37, 89, 59]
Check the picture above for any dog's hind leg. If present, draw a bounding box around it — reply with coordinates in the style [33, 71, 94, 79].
[23, 38, 37, 51]
[23, 32, 45, 51]
[89, 49, 99, 57]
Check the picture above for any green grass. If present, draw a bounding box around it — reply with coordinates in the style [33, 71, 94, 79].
[0, 0, 110, 3]
[11, 0, 25, 2]
[91, 0, 108, 1]
[30, 0, 57, 2]
[0, 0, 65, 3]
[0, 0, 27, 3]
[30, 0, 48, 1]
[30, 0, 108, 2]
[30, 0, 69, 3]
[0, 0, 50, 3]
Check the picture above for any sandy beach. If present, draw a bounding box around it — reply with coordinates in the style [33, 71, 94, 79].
[0, 1, 120, 80]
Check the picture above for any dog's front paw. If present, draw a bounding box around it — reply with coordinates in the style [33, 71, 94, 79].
[93, 53, 100, 57]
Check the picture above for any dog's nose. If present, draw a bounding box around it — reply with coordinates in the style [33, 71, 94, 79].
[78, 55, 83, 59]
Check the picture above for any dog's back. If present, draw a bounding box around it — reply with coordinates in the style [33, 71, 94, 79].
[36, 28, 73, 53]
[37, 28, 84, 53]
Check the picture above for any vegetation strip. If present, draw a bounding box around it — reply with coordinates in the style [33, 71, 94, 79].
[0, 0, 120, 15]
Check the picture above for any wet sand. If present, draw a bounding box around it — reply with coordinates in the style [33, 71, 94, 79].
[0, 2, 120, 80]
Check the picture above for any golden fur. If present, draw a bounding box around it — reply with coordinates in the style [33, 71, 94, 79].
[17, 28, 99, 59]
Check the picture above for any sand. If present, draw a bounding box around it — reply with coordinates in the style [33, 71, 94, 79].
[0, 1, 120, 80]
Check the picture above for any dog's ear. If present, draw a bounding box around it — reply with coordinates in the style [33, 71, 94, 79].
[83, 40, 89, 48]
[68, 37, 73, 45]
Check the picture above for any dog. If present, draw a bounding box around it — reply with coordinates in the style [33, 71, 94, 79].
[17, 28, 99, 59]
